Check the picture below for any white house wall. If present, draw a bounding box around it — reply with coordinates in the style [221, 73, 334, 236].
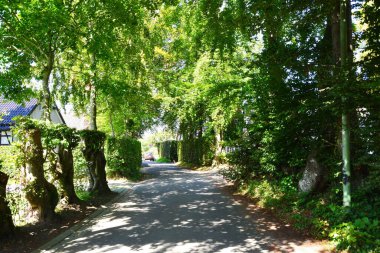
[51, 108, 64, 124]
[29, 105, 42, 119]
[29, 105, 65, 124]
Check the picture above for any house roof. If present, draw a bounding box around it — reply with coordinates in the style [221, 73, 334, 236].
[0, 97, 38, 131]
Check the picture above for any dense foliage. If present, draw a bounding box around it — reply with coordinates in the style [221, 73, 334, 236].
[156, 140, 178, 162]
[178, 138, 213, 166]
[106, 136, 142, 180]
[152, 1, 380, 251]
[0, 0, 379, 251]
[13, 118, 59, 222]
[0, 118, 141, 225]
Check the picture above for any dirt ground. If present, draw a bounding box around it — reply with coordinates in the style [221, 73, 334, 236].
[0, 193, 117, 253]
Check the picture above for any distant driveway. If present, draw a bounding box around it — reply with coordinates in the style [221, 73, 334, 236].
[38, 163, 327, 253]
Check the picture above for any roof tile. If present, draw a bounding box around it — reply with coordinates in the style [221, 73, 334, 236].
[0, 97, 38, 131]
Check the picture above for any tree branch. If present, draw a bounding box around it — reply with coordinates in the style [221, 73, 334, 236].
[0, 16, 49, 62]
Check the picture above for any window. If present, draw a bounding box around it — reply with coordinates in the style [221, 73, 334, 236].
[0, 131, 13, 145]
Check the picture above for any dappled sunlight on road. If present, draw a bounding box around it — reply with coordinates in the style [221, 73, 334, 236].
[42, 164, 329, 253]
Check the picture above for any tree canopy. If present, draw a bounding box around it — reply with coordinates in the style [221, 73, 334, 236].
[0, 0, 379, 251]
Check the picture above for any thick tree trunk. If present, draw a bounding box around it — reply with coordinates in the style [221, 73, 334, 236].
[0, 171, 14, 237]
[82, 141, 111, 195]
[86, 165, 96, 192]
[57, 145, 81, 204]
[95, 150, 111, 193]
[23, 129, 58, 222]
[42, 52, 54, 122]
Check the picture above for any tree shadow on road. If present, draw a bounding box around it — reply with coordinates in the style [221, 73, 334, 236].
[47, 166, 330, 253]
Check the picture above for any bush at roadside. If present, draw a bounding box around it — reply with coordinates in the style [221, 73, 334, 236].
[106, 136, 142, 180]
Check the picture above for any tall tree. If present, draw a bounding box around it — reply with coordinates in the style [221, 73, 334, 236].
[0, 1, 80, 120]
[56, 0, 157, 133]
[340, 0, 351, 207]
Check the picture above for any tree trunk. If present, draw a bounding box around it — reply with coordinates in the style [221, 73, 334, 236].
[106, 100, 115, 137]
[23, 129, 58, 222]
[89, 53, 97, 131]
[82, 148, 96, 192]
[95, 150, 111, 193]
[82, 140, 111, 195]
[213, 128, 223, 165]
[340, 0, 351, 207]
[86, 165, 96, 192]
[41, 51, 54, 122]
[109, 111, 115, 137]
[0, 171, 14, 237]
[57, 145, 81, 204]
[331, 2, 340, 66]
[89, 84, 97, 131]
[109, 113, 115, 137]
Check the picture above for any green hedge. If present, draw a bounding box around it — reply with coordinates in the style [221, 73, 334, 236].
[157, 140, 178, 162]
[106, 136, 142, 179]
[0, 146, 18, 178]
[178, 138, 212, 166]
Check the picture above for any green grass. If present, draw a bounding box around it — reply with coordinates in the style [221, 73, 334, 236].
[76, 190, 93, 202]
[156, 157, 172, 163]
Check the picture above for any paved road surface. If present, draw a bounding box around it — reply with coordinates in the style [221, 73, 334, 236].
[37, 163, 328, 253]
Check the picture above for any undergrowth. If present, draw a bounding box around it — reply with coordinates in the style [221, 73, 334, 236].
[221, 167, 380, 253]
[156, 157, 172, 163]
[76, 190, 92, 202]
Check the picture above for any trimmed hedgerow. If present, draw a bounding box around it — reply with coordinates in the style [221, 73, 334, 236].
[178, 137, 213, 166]
[157, 140, 178, 162]
[106, 136, 142, 180]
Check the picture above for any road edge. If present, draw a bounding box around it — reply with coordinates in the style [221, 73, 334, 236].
[33, 185, 135, 253]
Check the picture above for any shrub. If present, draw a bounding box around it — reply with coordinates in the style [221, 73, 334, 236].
[178, 137, 213, 166]
[73, 143, 88, 191]
[0, 146, 18, 180]
[106, 136, 142, 180]
[223, 163, 380, 252]
[330, 217, 380, 252]
[78, 130, 106, 151]
[156, 157, 171, 163]
[157, 140, 178, 162]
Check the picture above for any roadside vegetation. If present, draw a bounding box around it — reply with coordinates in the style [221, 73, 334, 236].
[156, 157, 172, 163]
[0, 118, 142, 252]
[0, 118, 142, 224]
[153, 1, 380, 252]
[1, 0, 379, 252]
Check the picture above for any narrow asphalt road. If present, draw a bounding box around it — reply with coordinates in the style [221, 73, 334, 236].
[38, 163, 328, 253]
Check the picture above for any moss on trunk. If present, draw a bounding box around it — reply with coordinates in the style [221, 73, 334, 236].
[57, 145, 81, 204]
[23, 129, 58, 222]
[81, 130, 111, 195]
